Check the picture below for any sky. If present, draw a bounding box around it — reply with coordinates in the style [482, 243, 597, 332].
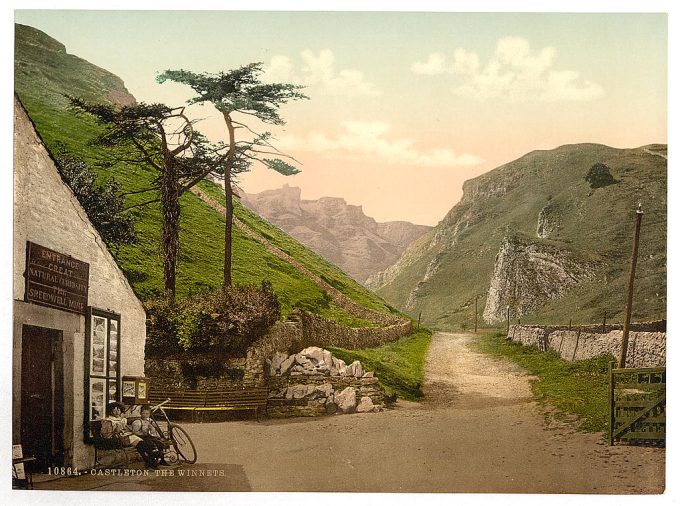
[12, 10, 667, 225]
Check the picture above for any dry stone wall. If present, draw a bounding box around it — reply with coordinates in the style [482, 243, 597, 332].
[507, 323, 666, 368]
[265, 346, 386, 417]
[244, 310, 412, 386]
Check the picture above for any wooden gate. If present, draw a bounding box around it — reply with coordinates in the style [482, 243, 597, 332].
[609, 363, 665, 446]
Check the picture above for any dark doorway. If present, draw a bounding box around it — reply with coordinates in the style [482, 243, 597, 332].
[21, 325, 63, 471]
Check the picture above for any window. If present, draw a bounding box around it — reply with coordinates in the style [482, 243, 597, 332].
[84, 308, 121, 441]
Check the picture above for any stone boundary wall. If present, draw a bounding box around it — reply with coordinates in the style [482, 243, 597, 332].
[510, 320, 666, 334]
[146, 311, 412, 390]
[267, 375, 385, 417]
[146, 356, 246, 391]
[244, 310, 412, 386]
[507, 324, 666, 368]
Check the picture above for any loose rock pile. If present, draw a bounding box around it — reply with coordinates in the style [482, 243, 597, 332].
[266, 346, 384, 415]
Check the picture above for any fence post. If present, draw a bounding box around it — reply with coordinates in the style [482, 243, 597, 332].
[568, 319, 572, 331]
[417, 311, 421, 331]
[602, 310, 607, 333]
[474, 296, 478, 333]
[608, 361, 615, 445]
[619, 203, 644, 368]
[506, 305, 510, 335]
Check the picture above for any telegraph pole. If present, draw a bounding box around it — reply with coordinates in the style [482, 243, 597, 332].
[506, 305, 510, 335]
[619, 203, 644, 368]
[474, 296, 478, 333]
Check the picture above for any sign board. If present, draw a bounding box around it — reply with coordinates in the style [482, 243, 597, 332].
[25, 241, 89, 314]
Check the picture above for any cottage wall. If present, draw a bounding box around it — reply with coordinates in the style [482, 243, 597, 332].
[13, 98, 147, 469]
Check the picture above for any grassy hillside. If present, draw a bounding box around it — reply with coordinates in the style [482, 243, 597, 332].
[14, 23, 394, 322]
[376, 143, 667, 330]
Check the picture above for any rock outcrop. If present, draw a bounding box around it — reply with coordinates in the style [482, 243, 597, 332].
[483, 235, 597, 323]
[536, 201, 561, 239]
[266, 346, 385, 417]
[240, 185, 431, 283]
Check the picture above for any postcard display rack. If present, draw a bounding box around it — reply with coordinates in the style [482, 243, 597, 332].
[84, 307, 121, 440]
[122, 376, 150, 405]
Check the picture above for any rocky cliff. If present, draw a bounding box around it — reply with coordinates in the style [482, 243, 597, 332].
[371, 143, 667, 329]
[483, 235, 597, 323]
[241, 185, 431, 283]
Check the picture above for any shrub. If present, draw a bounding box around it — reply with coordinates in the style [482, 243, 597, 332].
[145, 281, 281, 357]
[585, 163, 616, 189]
[54, 144, 137, 247]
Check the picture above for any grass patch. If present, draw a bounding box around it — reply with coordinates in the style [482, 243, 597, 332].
[328, 328, 433, 401]
[317, 303, 381, 328]
[471, 332, 612, 433]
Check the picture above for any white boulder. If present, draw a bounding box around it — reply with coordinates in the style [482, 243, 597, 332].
[356, 396, 375, 413]
[331, 357, 347, 376]
[271, 352, 288, 374]
[335, 387, 357, 414]
[279, 355, 295, 375]
[347, 361, 364, 378]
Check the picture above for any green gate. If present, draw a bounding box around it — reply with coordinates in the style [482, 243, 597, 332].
[609, 363, 665, 446]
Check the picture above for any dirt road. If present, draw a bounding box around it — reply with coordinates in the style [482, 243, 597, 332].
[36, 332, 665, 493]
[190, 332, 664, 493]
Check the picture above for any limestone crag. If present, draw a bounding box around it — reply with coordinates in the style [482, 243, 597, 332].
[240, 185, 431, 283]
[266, 346, 385, 417]
[483, 235, 597, 323]
[536, 201, 561, 238]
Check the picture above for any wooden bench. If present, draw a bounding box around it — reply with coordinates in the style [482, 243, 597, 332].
[88, 420, 140, 469]
[148, 387, 269, 422]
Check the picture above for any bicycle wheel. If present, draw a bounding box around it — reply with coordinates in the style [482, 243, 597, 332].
[169, 424, 197, 464]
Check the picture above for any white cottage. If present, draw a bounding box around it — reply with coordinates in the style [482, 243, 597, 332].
[13, 97, 147, 470]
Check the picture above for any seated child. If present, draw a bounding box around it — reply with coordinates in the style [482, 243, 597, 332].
[131, 404, 170, 467]
[103, 401, 155, 467]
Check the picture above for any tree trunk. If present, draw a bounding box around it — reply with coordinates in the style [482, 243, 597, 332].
[224, 171, 233, 288]
[223, 111, 236, 288]
[161, 162, 180, 300]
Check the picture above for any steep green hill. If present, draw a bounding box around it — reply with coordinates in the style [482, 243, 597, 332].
[369, 143, 667, 329]
[14, 23, 395, 322]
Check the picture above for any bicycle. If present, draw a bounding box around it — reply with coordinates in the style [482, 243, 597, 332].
[149, 399, 197, 464]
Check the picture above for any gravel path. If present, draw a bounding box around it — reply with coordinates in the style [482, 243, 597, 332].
[186, 332, 665, 493]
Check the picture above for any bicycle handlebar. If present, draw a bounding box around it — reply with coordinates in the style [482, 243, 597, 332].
[151, 398, 171, 412]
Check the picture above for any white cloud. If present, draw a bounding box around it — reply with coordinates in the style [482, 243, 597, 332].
[264, 49, 381, 96]
[411, 37, 603, 102]
[411, 52, 447, 75]
[277, 120, 483, 168]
